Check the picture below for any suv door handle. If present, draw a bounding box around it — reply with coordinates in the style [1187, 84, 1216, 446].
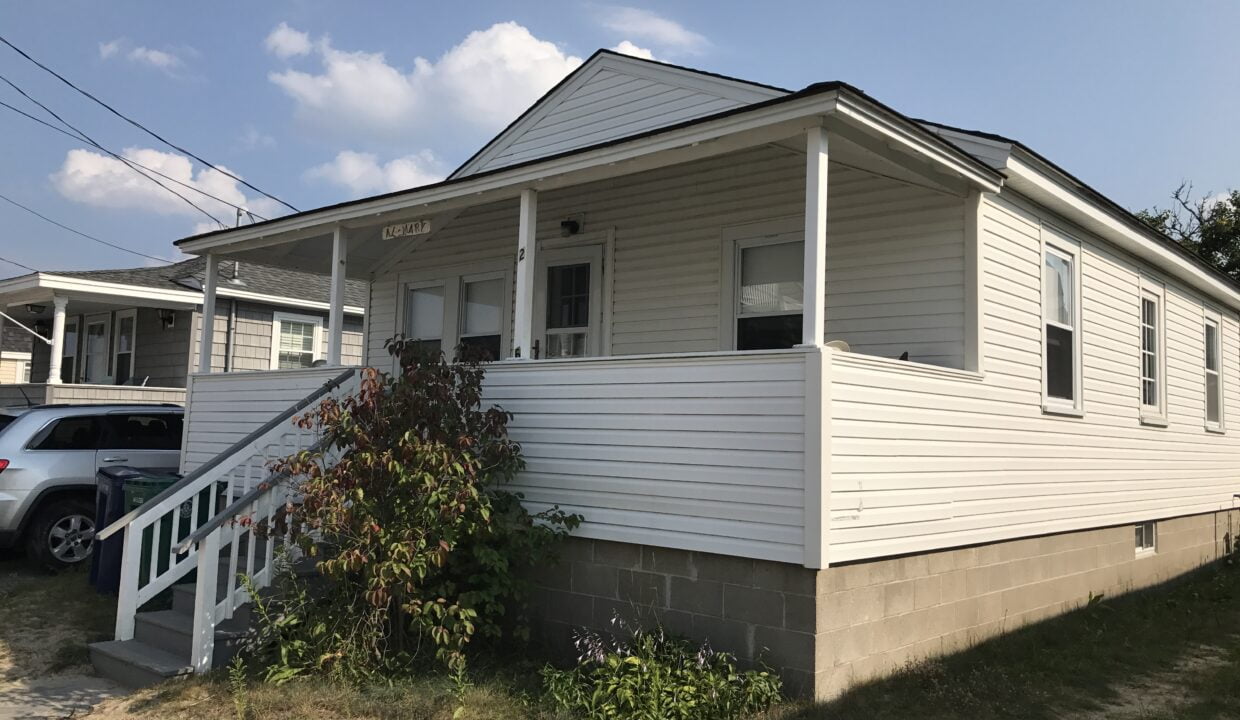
[101, 456, 128, 463]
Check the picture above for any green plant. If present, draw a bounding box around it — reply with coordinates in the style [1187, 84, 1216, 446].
[540, 615, 783, 720]
[228, 655, 250, 719]
[255, 340, 579, 682]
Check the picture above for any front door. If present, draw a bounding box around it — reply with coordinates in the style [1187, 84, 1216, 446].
[81, 314, 111, 384]
[534, 245, 603, 359]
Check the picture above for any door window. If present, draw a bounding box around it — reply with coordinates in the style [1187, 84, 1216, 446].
[61, 318, 78, 383]
[28, 416, 103, 451]
[459, 276, 504, 360]
[104, 414, 183, 450]
[82, 316, 110, 383]
[404, 284, 446, 357]
[545, 263, 591, 358]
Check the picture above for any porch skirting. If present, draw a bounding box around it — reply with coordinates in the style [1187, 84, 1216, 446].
[529, 508, 1239, 700]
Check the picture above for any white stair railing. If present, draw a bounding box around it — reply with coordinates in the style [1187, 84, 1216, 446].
[98, 368, 358, 646]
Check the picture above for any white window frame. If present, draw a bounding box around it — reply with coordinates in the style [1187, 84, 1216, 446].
[533, 244, 604, 359]
[1138, 278, 1167, 426]
[1203, 308, 1225, 433]
[457, 270, 509, 359]
[1135, 521, 1156, 555]
[112, 308, 138, 386]
[20, 359, 31, 383]
[719, 217, 805, 351]
[270, 311, 325, 370]
[1040, 226, 1083, 416]
[61, 316, 79, 383]
[396, 257, 514, 364]
[81, 312, 112, 385]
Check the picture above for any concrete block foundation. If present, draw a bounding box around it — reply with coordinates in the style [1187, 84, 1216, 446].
[530, 509, 1239, 700]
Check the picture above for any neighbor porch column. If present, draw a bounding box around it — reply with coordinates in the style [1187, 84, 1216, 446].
[512, 188, 538, 359]
[799, 126, 829, 347]
[198, 253, 218, 374]
[326, 225, 348, 365]
[45, 295, 67, 384]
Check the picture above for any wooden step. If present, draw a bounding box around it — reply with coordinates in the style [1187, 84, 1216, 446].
[89, 639, 193, 689]
[133, 608, 250, 667]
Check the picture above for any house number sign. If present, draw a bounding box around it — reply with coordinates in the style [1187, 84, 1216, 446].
[381, 219, 431, 240]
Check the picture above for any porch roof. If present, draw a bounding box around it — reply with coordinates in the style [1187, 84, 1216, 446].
[173, 79, 1005, 275]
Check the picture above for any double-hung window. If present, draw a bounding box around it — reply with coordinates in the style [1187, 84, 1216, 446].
[1139, 280, 1167, 424]
[459, 273, 505, 360]
[1042, 228, 1082, 414]
[399, 260, 513, 363]
[735, 237, 804, 351]
[404, 282, 447, 358]
[272, 312, 323, 369]
[1204, 310, 1224, 431]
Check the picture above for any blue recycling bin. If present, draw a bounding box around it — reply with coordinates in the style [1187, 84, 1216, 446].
[90, 466, 181, 594]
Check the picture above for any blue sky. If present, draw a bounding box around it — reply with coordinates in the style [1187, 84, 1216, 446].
[1, 1, 1237, 279]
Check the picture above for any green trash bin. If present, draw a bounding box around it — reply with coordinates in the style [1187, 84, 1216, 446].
[116, 469, 184, 587]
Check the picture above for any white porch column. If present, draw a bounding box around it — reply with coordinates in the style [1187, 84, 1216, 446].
[799, 126, 829, 347]
[198, 253, 218, 374]
[326, 226, 348, 365]
[46, 295, 67, 384]
[512, 188, 538, 359]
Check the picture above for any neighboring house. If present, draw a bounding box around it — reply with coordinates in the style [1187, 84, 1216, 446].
[93, 51, 1240, 697]
[0, 257, 365, 408]
[0, 324, 32, 383]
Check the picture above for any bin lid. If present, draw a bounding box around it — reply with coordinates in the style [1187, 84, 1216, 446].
[97, 466, 181, 482]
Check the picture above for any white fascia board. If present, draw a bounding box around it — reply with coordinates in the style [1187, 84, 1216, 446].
[217, 287, 364, 316]
[1005, 152, 1240, 310]
[835, 97, 1004, 193]
[0, 351, 32, 360]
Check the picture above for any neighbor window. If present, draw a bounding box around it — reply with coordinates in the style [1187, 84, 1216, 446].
[1135, 521, 1156, 553]
[60, 317, 78, 383]
[1042, 231, 1082, 413]
[736, 239, 803, 351]
[1204, 313, 1223, 430]
[113, 309, 136, 385]
[271, 312, 323, 369]
[1139, 281, 1166, 423]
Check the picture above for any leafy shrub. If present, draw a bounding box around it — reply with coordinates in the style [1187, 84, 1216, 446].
[253, 340, 580, 682]
[541, 616, 783, 720]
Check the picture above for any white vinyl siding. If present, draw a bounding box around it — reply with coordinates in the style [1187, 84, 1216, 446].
[826, 192, 1240, 563]
[367, 146, 968, 368]
[481, 352, 808, 563]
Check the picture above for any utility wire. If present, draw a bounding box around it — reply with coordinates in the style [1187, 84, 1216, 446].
[0, 254, 38, 273]
[0, 97, 267, 221]
[0, 191, 175, 264]
[0, 73, 229, 229]
[0, 34, 299, 213]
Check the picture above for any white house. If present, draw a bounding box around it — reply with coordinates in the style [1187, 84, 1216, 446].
[91, 51, 1240, 698]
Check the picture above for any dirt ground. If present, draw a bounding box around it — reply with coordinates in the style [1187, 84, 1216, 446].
[0, 550, 120, 719]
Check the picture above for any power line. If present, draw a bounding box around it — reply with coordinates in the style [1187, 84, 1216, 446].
[0, 73, 228, 229]
[0, 34, 299, 214]
[0, 97, 267, 221]
[0, 254, 38, 273]
[0, 191, 175, 265]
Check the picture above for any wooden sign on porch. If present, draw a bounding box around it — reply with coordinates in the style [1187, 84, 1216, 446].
[381, 219, 431, 240]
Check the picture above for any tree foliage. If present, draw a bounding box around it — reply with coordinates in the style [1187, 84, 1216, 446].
[1138, 184, 1240, 281]
[255, 340, 580, 682]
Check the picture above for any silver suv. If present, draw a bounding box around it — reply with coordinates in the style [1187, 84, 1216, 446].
[0, 404, 183, 569]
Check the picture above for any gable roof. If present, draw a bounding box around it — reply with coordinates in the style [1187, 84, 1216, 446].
[449, 49, 789, 179]
[13, 257, 368, 308]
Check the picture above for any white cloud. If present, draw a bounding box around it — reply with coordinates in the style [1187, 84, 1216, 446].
[305, 150, 445, 196]
[611, 40, 656, 61]
[128, 46, 181, 70]
[53, 147, 282, 229]
[600, 7, 707, 54]
[99, 38, 185, 74]
[266, 22, 582, 139]
[265, 22, 312, 59]
[239, 125, 276, 150]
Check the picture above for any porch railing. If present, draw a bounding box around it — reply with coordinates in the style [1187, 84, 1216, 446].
[98, 367, 358, 646]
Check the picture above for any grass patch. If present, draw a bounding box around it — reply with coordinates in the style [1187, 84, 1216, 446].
[775, 559, 1240, 719]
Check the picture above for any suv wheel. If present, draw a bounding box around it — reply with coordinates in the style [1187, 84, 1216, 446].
[26, 499, 96, 570]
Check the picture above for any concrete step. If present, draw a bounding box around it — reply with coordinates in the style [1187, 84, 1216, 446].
[133, 609, 250, 667]
[89, 639, 193, 689]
